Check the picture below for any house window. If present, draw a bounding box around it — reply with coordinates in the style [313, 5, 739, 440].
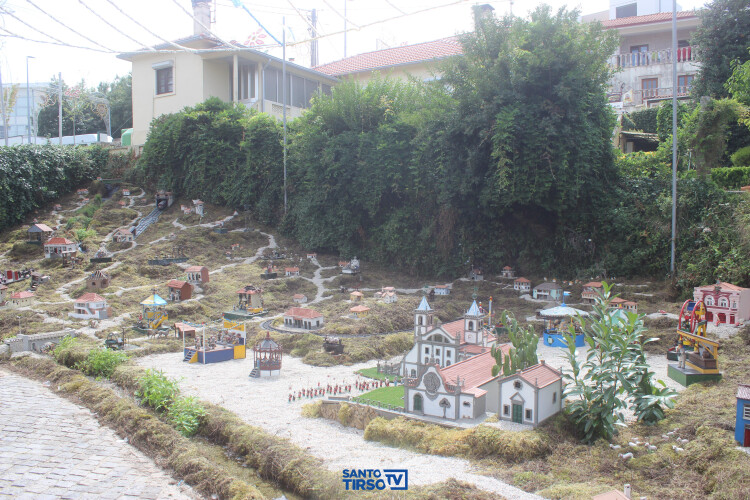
[706, 296, 714, 306]
[525, 409, 533, 420]
[238, 63, 256, 101]
[446, 361, 451, 366]
[678, 75, 694, 94]
[446, 350, 451, 357]
[425, 347, 429, 354]
[435, 349, 440, 356]
[744, 405, 750, 421]
[468, 321, 474, 330]
[719, 297, 729, 308]
[732, 301, 738, 310]
[155, 66, 174, 95]
[503, 405, 509, 416]
[514, 380, 522, 390]
[463, 401, 470, 407]
[616, 3, 637, 18]
[642, 78, 658, 99]
[418, 316, 423, 325]
[553, 392, 557, 404]
[410, 369, 416, 377]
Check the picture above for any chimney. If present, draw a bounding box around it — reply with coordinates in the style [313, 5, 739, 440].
[192, 0, 211, 35]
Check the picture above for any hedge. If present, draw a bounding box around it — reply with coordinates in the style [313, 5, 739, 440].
[710, 166, 750, 190]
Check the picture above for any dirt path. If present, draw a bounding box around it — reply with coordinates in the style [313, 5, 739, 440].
[136, 353, 541, 500]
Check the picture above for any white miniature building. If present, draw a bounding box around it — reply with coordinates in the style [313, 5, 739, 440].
[404, 347, 510, 420]
[501, 266, 516, 279]
[283, 307, 324, 329]
[0, 284, 7, 306]
[375, 286, 398, 303]
[514, 277, 531, 292]
[122, 189, 131, 196]
[193, 199, 204, 217]
[401, 298, 497, 379]
[498, 361, 562, 427]
[43, 237, 77, 259]
[113, 228, 134, 243]
[433, 284, 451, 295]
[469, 268, 484, 281]
[293, 293, 307, 304]
[8, 290, 34, 307]
[68, 293, 111, 320]
[285, 267, 300, 277]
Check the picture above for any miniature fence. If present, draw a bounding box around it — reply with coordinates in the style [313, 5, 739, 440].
[376, 361, 400, 377]
[349, 396, 406, 414]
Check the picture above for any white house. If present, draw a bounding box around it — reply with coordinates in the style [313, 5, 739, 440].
[401, 298, 496, 379]
[283, 307, 324, 329]
[43, 237, 77, 259]
[69, 293, 111, 320]
[193, 199, 204, 217]
[285, 267, 300, 277]
[113, 228, 134, 243]
[8, 290, 34, 307]
[514, 277, 531, 293]
[501, 266, 516, 279]
[433, 285, 451, 296]
[498, 361, 563, 427]
[404, 347, 511, 420]
[292, 293, 307, 304]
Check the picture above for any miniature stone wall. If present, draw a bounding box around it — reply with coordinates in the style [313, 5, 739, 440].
[4, 329, 78, 353]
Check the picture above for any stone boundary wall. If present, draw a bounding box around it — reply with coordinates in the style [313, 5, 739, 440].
[4, 330, 78, 354]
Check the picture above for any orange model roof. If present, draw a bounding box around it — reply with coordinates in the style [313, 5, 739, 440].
[11, 291, 34, 299]
[696, 282, 749, 292]
[167, 279, 189, 288]
[601, 11, 698, 29]
[76, 293, 105, 303]
[515, 277, 530, 283]
[584, 281, 603, 288]
[284, 307, 322, 319]
[440, 346, 511, 390]
[350, 305, 370, 313]
[185, 265, 207, 272]
[29, 223, 53, 232]
[45, 237, 74, 245]
[517, 361, 562, 389]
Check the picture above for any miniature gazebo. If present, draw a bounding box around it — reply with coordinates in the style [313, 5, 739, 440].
[250, 332, 282, 378]
[140, 290, 168, 331]
[538, 304, 589, 347]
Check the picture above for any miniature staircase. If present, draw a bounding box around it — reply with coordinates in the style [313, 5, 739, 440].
[249, 368, 260, 378]
[183, 351, 193, 362]
[134, 208, 162, 237]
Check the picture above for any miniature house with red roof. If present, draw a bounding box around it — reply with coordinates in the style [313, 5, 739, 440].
[401, 298, 497, 380]
[469, 268, 483, 281]
[113, 228, 134, 243]
[350, 304, 370, 318]
[498, 361, 563, 426]
[581, 282, 604, 304]
[27, 223, 54, 243]
[8, 290, 34, 307]
[69, 293, 111, 320]
[185, 266, 209, 285]
[514, 277, 531, 293]
[693, 282, 750, 326]
[404, 346, 511, 420]
[43, 237, 77, 259]
[167, 280, 193, 302]
[609, 297, 638, 313]
[193, 199, 204, 217]
[283, 307, 324, 329]
[501, 266, 516, 279]
[285, 267, 300, 277]
[293, 293, 307, 304]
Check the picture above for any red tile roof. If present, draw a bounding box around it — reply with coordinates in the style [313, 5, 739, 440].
[167, 279, 189, 289]
[76, 293, 105, 303]
[440, 319, 464, 340]
[350, 305, 370, 313]
[284, 307, 322, 319]
[314, 36, 463, 77]
[601, 11, 698, 29]
[350, 291, 363, 296]
[515, 277, 530, 283]
[293, 293, 306, 299]
[185, 266, 207, 273]
[518, 362, 562, 389]
[11, 291, 34, 299]
[503, 266, 512, 270]
[440, 345, 511, 390]
[285, 267, 300, 272]
[737, 384, 750, 400]
[584, 281, 603, 288]
[696, 282, 749, 292]
[460, 345, 489, 355]
[45, 237, 74, 245]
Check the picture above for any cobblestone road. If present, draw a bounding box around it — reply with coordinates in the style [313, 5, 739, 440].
[0, 369, 196, 499]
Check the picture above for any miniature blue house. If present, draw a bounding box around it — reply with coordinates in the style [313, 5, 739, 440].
[736, 384, 750, 447]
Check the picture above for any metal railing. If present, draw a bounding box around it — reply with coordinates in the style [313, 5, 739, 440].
[608, 86, 693, 107]
[351, 397, 405, 413]
[610, 46, 697, 68]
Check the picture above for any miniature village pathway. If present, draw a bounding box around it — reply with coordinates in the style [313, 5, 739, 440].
[0, 369, 196, 500]
[137, 354, 543, 500]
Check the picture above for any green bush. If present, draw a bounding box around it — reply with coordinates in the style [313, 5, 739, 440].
[167, 396, 206, 437]
[52, 335, 98, 368]
[623, 107, 659, 133]
[731, 145, 750, 167]
[137, 368, 180, 412]
[710, 166, 750, 189]
[76, 348, 129, 378]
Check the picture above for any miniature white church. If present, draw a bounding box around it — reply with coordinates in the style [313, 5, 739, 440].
[400, 297, 496, 379]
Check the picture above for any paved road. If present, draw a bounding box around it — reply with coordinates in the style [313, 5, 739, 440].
[0, 369, 195, 500]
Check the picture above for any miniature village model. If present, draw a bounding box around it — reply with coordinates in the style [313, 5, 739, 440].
[27, 223, 54, 243]
[668, 301, 722, 387]
[514, 277, 531, 293]
[501, 266, 516, 279]
[182, 319, 247, 364]
[341, 257, 360, 275]
[737, 384, 750, 447]
[282, 307, 324, 330]
[43, 237, 77, 259]
[136, 290, 169, 333]
[538, 304, 588, 347]
[693, 281, 750, 326]
[224, 285, 265, 320]
[69, 293, 111, 320]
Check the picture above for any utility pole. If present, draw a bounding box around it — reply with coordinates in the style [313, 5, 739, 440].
[26, 56, 34, 144]
[0, 66, 8, 147]
[310, 8, 319, 67]
[282, 17, 288, 214]
[58, 72, 62, 145]
[670, 0, 677, 275]
[344, 0, 347, 58]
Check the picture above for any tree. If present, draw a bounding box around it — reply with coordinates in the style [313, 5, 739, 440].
[691, 0, 750, 99]
[97, 74, 132, 138]
[562, 283, 676, 443]
[681, 98, 746, 175]
[491, 311, 538, 376]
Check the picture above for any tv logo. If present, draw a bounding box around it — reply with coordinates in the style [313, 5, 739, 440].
[342, 469, 408, 491]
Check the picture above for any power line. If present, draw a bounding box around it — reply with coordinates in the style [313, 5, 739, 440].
[0, 26, 112, 53]
[286, 0, 336, 43]
[0, 6, 70, 46]
[77, 0, 156, 52]
[103, 0, 198, 53]
[25, 0, 115, 52]
[383, 0, 407, 16]
[320, 0, 360, 29]
[229, 0, 282, 45]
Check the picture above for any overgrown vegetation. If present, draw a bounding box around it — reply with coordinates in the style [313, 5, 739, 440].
[75, 347, 128, 378]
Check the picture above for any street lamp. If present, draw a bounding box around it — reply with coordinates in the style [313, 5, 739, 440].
[26, 56, 35, 144]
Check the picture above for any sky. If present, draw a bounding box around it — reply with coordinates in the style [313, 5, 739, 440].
[0, 0, 708, 88]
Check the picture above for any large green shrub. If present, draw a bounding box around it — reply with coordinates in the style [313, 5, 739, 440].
[0, 145, 105, 231]
[711, 166, 750, 189]
[76, 348, 129, 378]
[731, 145, 750, 167]
[623, 107, 659, 134]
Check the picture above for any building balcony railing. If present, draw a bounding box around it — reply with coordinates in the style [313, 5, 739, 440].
[608, 86, 693, 107]
[610, 46, 697, 69]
